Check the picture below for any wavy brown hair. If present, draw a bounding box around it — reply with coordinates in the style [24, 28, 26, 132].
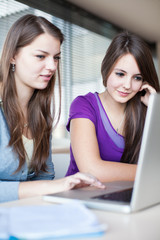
[0, 14, 64, 174]
[101, 32, 160, 164]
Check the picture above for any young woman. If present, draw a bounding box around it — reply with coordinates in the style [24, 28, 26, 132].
[0, 14, 105, 203]
[66, 32, 160, 182]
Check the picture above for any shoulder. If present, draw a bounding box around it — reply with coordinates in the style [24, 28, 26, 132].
[75, 92, 96, 102]
[66, 92, 99, 131]
[70, 92, 98, 112]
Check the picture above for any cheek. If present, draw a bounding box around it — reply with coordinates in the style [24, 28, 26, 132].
[16, 58, 30, 71]
[107, 75, 120, 89]
[132, 82, 143, 92]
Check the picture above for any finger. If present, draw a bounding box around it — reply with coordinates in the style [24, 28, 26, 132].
[73, 172, 106, 188]
[90, 181, 106, 189]
[140, 84, 156, 94]
[65, 177, 81, 190]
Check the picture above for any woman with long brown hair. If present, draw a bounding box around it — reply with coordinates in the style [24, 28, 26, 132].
[0, 14, 104, 203]
[65, 31, 160, 181]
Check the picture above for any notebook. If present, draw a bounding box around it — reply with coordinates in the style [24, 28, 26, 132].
[44, 93, 160, 213]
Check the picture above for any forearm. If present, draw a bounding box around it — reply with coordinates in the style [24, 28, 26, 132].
[78, 160, 137, 182]
[70, 119, 136, 182]
[18, 178, 66, 199]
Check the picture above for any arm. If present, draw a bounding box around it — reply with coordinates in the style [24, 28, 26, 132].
[0, 173, 105, 202]
[0, 173, 104, 202]
[19, 172, 105, 199]
[70, 118, 137, 182]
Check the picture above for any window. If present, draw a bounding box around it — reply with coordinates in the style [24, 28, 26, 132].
[0, 0, 112, 150]
[3, 0, 157, 151]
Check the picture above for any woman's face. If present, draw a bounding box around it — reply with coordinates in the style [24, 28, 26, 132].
[106, 53, 143, 104]
[12, 33, 61, 96]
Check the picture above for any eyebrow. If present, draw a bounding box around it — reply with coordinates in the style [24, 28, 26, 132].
[35, 50, 61, 55]
[114, 68, 141, 75]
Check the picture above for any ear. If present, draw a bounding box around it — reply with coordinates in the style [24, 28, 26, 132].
[10, 57, 16, 64]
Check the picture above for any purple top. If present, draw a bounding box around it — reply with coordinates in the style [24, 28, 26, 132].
[65, 92, 124, 176]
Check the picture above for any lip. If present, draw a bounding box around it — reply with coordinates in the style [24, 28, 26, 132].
[40, 74, 52, 81]
[117, 90, 130, 97]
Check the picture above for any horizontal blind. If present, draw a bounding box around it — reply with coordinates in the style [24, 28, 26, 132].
[0, 0, 111, 141]
[0, 0, 33, 54]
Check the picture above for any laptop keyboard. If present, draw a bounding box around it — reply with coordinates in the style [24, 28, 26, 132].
[92, 188, 133, 203]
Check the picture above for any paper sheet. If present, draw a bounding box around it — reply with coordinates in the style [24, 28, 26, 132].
[0, 202, 107, 239]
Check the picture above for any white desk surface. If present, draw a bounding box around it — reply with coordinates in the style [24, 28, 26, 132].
[1, 196, 160, 240]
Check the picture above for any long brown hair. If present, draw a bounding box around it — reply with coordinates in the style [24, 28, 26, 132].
[101, 32, 160, 164]
[0, 14, 64, 174]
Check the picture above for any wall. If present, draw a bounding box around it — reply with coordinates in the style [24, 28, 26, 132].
[52, 154, 70, 179]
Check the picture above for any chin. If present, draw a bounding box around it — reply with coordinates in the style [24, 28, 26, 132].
[114, 95, 127, 102]
[36, 83, 49, 90]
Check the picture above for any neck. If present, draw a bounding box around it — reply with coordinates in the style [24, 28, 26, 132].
[99, 90, 126, 135]
[100, 90, 126, 115]
[17, 90, 33, 110]
[15, 80, 34, 109]
[16, 89, 33, 125]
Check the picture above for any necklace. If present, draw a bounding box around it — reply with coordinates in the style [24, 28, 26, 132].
[24, 123, 28, 128]
[100, 92, 126, 134]
[116, 111, 126, 134]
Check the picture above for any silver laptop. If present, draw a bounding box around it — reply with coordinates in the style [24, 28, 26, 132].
[44, 93, 160, 213]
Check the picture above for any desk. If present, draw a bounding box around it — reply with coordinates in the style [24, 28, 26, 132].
[1, 196, 160, 240]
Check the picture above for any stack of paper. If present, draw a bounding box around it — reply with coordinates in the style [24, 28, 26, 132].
[0, 202, 107, 239]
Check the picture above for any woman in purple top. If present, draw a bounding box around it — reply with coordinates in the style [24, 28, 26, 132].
[66, 32, 160, 182]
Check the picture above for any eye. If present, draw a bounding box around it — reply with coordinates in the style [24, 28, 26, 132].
[54, 56, 61, 61]
[36, 55, 45, 59]
[134, 75, 143, 81]
[115, 72, 124, 77]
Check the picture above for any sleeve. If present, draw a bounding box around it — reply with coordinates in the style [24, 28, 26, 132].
[66, 95, 97, 132]
[0, 181, 19, 203]
[0, 152, 54, 203]
[0, 156, 54, 203]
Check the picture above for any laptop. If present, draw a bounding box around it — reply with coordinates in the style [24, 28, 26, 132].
[44, 93, 160, 213]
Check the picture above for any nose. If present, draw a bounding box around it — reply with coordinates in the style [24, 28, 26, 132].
[123, 77, 131, 89]
[45, 58, 57, 71]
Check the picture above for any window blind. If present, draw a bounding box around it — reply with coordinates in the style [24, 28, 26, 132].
[0, 0, 113, 141]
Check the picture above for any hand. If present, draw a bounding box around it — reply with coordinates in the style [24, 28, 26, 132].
[139, 82, 156, 106]
[63, 172, 106, 191]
